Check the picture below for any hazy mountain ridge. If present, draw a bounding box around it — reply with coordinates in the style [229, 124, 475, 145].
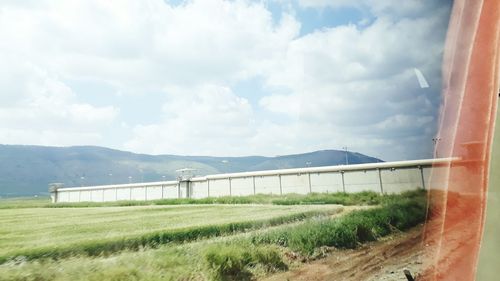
[0, 145, 382, 197]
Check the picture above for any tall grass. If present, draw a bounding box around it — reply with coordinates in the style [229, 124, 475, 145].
[204, 243, 287, 281]
[251, 197, 426, 255]
[271, 191, 385, 206]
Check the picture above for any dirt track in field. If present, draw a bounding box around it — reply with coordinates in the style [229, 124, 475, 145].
[262, 225, 425, 281]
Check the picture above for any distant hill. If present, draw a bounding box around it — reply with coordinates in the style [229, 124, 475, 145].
[0, 145, 382, 197]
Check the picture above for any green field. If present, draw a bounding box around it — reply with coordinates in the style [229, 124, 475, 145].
[0, 204, 340, 263]
[0, 196, 53, 209]
[0, 191, 426, 281]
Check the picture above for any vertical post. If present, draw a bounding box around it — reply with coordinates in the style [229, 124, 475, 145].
[419, 166, 426, 189]
[278, 174, 282, 195]
[187, 180, 193, 198]
[378, 168, 384, 194]
[229, 178, 232, 196]
[307, 173, 312, 193]
[102, 189, 105, 202]
[129, 187, 132, 201]
[115, 187, 118, 201]
[341, 171, 346, 193]
[161, 185, 164, 199]
[253, 176, 256, 194]
[145, 186, 148, 201]
[177, 183, 181, 199]
[207, 179, 210, 197]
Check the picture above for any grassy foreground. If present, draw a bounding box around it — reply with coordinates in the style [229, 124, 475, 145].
[0, 204, 340, 264]
[0, 191, 426, 281]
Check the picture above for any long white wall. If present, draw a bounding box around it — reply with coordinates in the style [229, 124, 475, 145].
[54, 181, 179, 203]
[51, 158, 451, 203]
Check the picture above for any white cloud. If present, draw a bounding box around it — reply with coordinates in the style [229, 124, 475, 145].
[0, 0, 451, 160]
[0, 129, 104, 147]
[298, 0, 444, 18]
[124, 84, 255, 155]
[0, 55, 118, 146]
[0, 0, 300, 92]
[254, 3, 449, 160]
[0, 0, 296, 147]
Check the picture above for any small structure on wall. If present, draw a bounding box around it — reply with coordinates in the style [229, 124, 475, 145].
[176, 168, 197, 198]
[48, 183, 65, 203]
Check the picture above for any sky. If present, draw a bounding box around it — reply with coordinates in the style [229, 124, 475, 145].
[0, 0, 453, 161]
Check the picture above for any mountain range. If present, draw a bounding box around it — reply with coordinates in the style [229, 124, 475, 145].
[0, 145, 382, 197]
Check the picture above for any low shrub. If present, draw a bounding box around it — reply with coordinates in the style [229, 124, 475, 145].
[205, 244, 253, 280]
[204, 243, 286, 281]
[251, 246, 287, 272]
